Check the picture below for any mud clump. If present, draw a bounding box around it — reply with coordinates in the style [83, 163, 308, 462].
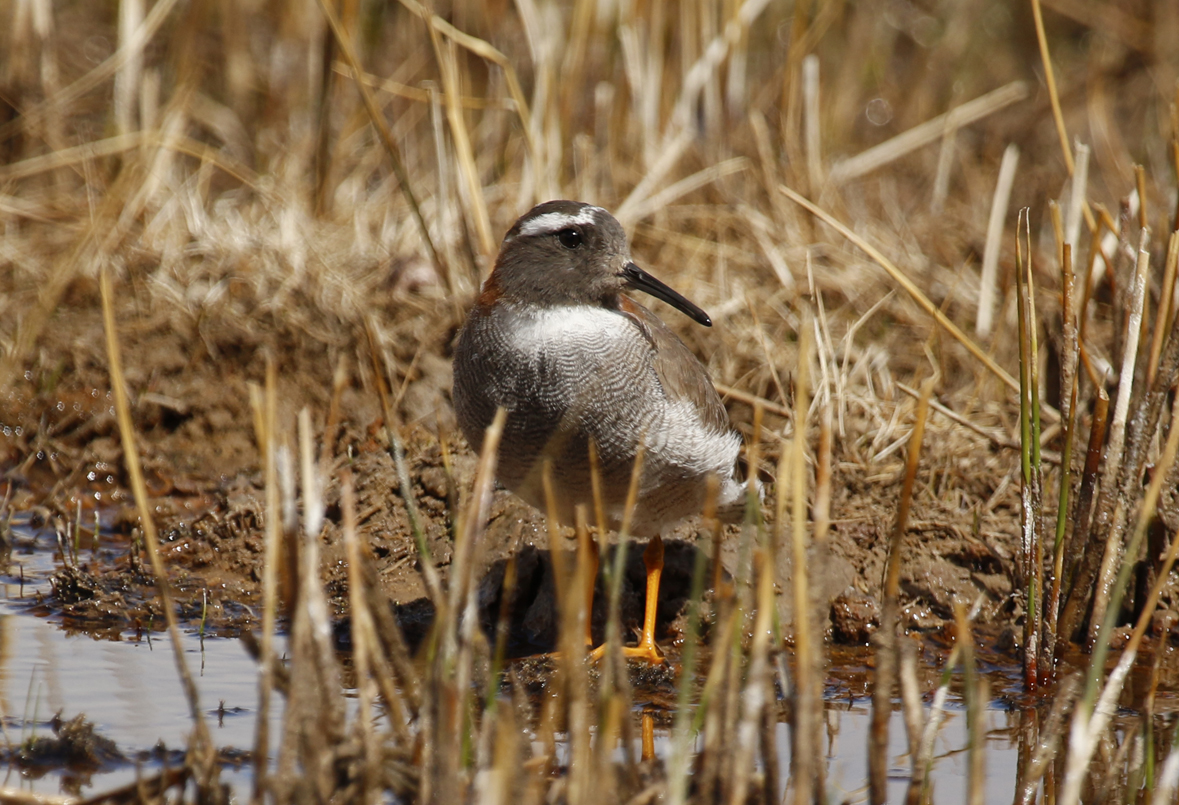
[14, 713, 124, 770]
[830, 589, 881, 645]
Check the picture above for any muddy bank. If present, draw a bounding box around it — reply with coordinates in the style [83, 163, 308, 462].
[0, 286, 1059, 658]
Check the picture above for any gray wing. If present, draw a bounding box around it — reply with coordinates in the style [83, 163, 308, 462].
[618, 296, 731, 435]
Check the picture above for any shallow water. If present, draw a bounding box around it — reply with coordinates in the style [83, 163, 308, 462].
[0, 518, 283, 796]
[554, 703, 1023, 804]
[0, 516, 1139, 803]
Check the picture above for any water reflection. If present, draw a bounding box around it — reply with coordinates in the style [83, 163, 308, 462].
[3, 518, 1167, 803]
[0, 520, 281, 795]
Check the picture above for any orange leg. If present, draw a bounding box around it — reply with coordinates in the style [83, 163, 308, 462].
[621, 534, 665, 663]
[640, 711, 656, 761]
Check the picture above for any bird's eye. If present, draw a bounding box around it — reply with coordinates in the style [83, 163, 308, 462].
[557, 228, 582, 249]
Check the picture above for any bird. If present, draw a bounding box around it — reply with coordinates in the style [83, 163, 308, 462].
[452, 200, 751, 662]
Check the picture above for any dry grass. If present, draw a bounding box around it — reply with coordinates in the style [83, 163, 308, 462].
[2, 0, 1179, 802]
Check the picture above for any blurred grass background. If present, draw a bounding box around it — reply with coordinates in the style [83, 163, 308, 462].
[2, 0, 1174, 399]
[2, 1, 1179, 802]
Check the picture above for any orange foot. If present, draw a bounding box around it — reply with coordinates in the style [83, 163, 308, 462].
[588, 636, 666, 664]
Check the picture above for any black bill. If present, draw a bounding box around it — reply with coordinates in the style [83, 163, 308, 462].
[621, 262, 713, 327]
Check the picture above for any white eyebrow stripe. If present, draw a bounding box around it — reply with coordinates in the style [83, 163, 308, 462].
[517, 207, 603, 237]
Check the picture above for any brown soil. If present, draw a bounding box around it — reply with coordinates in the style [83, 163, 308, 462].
[1, 280, 1042, 659]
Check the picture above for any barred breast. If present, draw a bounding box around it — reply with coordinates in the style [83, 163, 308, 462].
[453, 300, 744, 535]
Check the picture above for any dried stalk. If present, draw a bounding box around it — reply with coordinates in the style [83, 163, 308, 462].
[870, 376, 934, 805]
[977, 143, 1020, 337]
[100, 269, 215, 788]
[828, 82, 1027, 183]
[1088, 227, 1151, 646]
[780, 185, 1023, 398]
[790, 321, 815, 804]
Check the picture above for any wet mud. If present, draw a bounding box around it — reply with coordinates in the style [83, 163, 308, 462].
[3, 291, 1177, 702]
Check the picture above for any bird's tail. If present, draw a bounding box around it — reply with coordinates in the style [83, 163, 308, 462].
[714, 475, 763, 524]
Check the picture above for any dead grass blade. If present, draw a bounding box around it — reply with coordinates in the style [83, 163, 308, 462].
[1015, 674, 1080, 804]
[1056, 386, 1109, 645]
[667, 476, 718, 805]
[952, 603, 984, 805]
[1146, 232, 1179, 387]
[1061, 390, 1179, 805]
[1087, 227, 1151, 643]
[728, 549, 776, 805]
[1046, 239, 1079, 665]
[341, 471, 382, 800]
[802, 54, 823, 194]
[314, 0, 445, 280]
[0, 133, 140, 182]
[99, 269, 215, 787]
[0, 0, 182, 145]
[422, 24, 495, 261]
[828, 81, 1028, 184]
[616, 157, 748, 228]
[665, 0, 773, 144]
[364, 318, 443, 606]
[977, 143, 1020, 338]
[0, 161, 147, 392]
[779, 185, 1024, 399]
[714, 383, 792, 420]
[896, 381, 1025, 455]
[1031, 0, 1073, 174]
[248, 357, 282, 799]
[396, 0, 538, 176]
[1041, 0, 1151, 53]
[331, 62, 514, 109]
[614, 129, 694, 226]
[870, 374, 934, 805]
[447, 406, 506, 645]
[789, 316, 817, 804]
